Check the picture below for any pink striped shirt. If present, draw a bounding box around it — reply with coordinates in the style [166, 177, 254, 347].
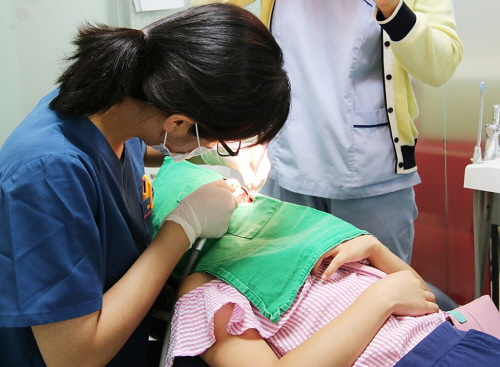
[165, 263, 446, 367]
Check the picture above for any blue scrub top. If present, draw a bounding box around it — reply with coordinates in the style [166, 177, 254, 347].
[0, 90, 153, 366]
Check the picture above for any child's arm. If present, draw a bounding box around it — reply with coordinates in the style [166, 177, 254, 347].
[313, 235, 430, 291]
[198, 269, 437, 367]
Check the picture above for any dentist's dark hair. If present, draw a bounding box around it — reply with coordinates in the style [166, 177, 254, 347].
[50, 4, 290, 145]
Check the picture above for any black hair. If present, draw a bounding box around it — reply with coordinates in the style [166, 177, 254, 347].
[50, 4, 290, 145]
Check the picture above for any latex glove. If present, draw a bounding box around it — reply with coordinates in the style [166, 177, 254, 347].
[200, 144, 271, 194]
[164, 181, 238, 248]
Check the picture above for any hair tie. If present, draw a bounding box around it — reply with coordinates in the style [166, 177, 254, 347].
[140, 28, 148, 42]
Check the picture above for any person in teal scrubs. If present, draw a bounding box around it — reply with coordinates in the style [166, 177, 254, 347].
[0, 4, 290, 367]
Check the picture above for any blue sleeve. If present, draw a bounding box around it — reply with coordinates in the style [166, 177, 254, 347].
[0, 154, 104, 327]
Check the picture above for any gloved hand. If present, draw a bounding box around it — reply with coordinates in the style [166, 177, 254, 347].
[199, 144, 271, 194]
[164, 181, 238, 248]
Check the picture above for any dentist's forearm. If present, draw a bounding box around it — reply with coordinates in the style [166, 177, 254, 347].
[32, 221, 189, 367]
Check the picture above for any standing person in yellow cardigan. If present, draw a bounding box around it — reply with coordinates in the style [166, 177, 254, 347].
[198, 0, 463, 265]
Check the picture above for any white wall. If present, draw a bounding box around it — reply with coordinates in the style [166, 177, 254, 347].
[414, 0, 500, 142]
[0, 0, 260, 146]
[1, 0, 116, 145]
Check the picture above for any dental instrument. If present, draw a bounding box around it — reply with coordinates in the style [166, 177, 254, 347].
[247, 145, 268, 194]
[483, 104, 500, 161]
[471, 82, 486, 163]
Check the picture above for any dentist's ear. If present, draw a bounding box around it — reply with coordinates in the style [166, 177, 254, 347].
[163, 114, 196, 133]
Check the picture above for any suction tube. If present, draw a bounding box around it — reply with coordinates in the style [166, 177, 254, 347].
[471, 82, 486, 163]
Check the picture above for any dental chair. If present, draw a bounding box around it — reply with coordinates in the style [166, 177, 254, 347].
[427, 282, 459, 311]
[151, 238, 210, 367]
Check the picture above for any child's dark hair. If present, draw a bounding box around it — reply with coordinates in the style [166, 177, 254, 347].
[50, 4, 290, 145]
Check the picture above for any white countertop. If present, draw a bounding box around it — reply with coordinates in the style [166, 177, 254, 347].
[464, 158, 500, 194]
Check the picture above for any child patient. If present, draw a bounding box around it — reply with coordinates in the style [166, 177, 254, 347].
[152, 157, 500, 367]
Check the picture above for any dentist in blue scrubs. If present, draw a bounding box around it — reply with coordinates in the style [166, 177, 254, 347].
[0, 4, 290, 367]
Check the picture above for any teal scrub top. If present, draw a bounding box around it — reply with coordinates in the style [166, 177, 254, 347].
[0, 90, 152, 366]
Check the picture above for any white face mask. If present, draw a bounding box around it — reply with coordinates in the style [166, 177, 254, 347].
[150, 123, 211, 162]
[149, 134, 172, 156]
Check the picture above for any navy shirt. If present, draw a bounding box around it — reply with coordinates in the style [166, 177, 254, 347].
[0, 90, 152, 366]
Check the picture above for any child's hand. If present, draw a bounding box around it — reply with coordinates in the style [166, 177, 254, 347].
[371, 271, 439, 316]
[312, 235, 382, 280]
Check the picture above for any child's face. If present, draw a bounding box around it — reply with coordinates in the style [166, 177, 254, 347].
[224, 178, 252, 204]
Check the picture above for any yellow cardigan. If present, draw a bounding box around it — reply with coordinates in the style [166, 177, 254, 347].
[195, 0, 463, 173]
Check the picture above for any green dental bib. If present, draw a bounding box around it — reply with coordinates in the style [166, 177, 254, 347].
[152, 158, 368, 322]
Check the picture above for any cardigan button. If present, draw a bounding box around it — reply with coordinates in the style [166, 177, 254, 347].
[388, 107, 394, 113]
[386, 74, 392, 80]
[398, 162, 404, 168]
[384, 41, 390, 47]
[394, 137, 399, 143]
